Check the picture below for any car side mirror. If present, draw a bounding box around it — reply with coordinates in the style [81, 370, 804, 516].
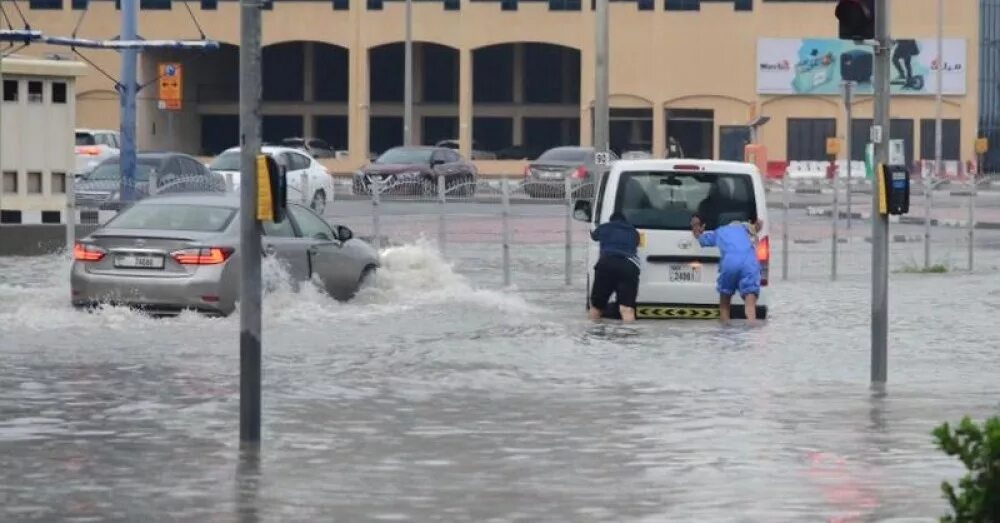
[431, 159, 445, 167]
[573, 200, 593, 222]
[336, 225, 353, 242]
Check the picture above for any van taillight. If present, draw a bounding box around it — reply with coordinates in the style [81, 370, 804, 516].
[757, 236, 770, 286]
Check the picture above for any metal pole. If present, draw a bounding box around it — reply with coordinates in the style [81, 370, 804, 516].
[928, 0, 944, 270]
[871, 0, 891, 385]
[437, 173, 446, 254]
[501, 177, 511, 287]
[564, 176, 572, 286]
[120, 0, 139, 202]
[781, 175, 789, 281]
[65, 166, 76, 254]
[970, 155, 980, 271]
[238, 0, 263, 445]
[594, 0, 609, 156]
[403, 0, 413, 146]
[844, 81, 854, 230]
[372, 180, 382, 251]
[831, 173, 839, 281]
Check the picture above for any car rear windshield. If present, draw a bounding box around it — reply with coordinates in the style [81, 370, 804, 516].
[108, 204, 237, 232]
[615, 171, 757, 231]
[537, 148, 590, 162]
[85, 159, 160, 182]
[376, 148, 433, 165]
[282, 138, 305, 146]
[209, 151, 241, 171]
[75, 133, 96, 146]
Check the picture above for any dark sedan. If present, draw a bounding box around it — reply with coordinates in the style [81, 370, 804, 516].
[74, 152, 226, 211]
[353, 146, 478, 197]
[522, 146, 617, 199]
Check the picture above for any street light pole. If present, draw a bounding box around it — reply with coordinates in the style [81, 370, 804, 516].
[403, 0, 413, 146]
[120, 0, 138, 202]
[870, 0, 890, 385]
[928, 0, 943, 269]
[594, 0, 609, 157]
[239, 0, 263, 445]
[843, 81, 855, 230]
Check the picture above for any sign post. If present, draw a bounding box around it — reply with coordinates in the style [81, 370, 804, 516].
[827, 137, 842, 281]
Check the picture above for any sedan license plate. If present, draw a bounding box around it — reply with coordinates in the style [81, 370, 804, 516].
[114, 254, 165, 269]
[669, 264, 701, 283]
[539, 171, 562, 180]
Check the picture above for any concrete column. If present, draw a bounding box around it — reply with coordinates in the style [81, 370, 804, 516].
[513, 43, 524, 104]
[348, 44, 370, 162]
[303, 42, 315, 103]
[458, 48, 473, 159]
[414, 44, 424, 105]
[652, 104, 665, 157]
[303, 114, 315, 139]
[579, 42, 594, 147]
[513, 110, 524, 146]
[580, 105, 593, 147]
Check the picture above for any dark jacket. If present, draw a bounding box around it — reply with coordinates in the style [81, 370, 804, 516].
[591, 219, 640, 265]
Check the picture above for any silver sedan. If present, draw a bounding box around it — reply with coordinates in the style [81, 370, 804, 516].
[71, 194, 379, 316]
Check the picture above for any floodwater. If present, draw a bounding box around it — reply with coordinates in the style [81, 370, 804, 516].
[2, 235, 1000, 522]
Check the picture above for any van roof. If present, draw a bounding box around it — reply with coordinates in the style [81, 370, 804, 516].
[612, 158, 761, 176]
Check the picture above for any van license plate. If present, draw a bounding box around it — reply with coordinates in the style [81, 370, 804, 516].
[669, 264, 700, 283]
[114, 254, 164, 269]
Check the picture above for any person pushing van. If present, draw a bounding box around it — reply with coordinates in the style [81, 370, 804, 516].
[589, 211, 641, 323]
[690, 214, 763, 324]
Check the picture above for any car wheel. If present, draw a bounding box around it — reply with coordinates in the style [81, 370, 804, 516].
[311, 190, 326, 214]
[349, 266, 377, 300]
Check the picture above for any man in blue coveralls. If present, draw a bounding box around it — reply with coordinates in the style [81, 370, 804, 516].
[691, 213, 763, 324]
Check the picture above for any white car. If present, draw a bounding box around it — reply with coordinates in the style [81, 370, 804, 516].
[574, 159, 771, 320]
[75, 129, 120, 175]
[209, 145, 335, 214]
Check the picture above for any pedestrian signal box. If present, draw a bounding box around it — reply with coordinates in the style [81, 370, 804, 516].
[877, 163, 910, 216]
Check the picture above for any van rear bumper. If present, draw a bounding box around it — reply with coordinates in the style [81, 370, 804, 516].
[602, 302, 769, 320]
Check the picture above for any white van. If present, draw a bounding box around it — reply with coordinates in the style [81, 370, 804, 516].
[574, 159, 771, 320]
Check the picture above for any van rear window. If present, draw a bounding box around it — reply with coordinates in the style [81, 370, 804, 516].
[614, 171, 757, 230]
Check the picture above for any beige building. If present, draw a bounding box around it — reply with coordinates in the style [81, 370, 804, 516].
[16, 0, 980, 173]
[1, 55, 86, 223]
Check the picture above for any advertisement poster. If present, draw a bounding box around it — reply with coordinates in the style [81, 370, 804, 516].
[757, 38, 966, 96]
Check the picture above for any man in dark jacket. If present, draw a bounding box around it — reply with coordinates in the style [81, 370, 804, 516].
[589, 211, 641, 323]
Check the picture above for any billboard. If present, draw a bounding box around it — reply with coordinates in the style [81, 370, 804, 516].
[757, 38, 966, 96]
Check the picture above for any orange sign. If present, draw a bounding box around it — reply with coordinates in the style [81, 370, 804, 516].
[158, 63, 182, 110]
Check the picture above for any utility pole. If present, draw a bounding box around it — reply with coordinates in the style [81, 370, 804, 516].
[929, 0, 943, 269]
[403, 0, 413, 146]
[842, 81, 855, 230]
[870, 0, 890, 385]
[594, 0, 609, 158]
[239, 0, 263, 445]
[120, 0, 138, 201]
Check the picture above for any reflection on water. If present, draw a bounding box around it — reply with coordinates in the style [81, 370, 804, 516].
[1, 243, 999, 521]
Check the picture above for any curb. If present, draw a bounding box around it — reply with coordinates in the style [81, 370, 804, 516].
[789, 235, 922, 245]
[805, 206, 1000, 230]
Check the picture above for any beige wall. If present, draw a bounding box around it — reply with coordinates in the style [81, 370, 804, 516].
[18, 0, 980, 170]
[1, 58, 85, 214]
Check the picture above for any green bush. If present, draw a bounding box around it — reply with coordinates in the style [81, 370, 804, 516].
[933, 416, 1000, 522]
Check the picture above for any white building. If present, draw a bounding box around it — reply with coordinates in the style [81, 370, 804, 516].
[1, 55, 86, 224]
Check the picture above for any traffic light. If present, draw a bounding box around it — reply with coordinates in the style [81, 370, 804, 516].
[835, 0, 875, 41]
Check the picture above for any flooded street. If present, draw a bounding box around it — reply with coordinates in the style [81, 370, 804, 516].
[2, 229, 1000, 521]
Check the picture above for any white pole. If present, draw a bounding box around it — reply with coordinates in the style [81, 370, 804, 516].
[403, 0, 413, 146]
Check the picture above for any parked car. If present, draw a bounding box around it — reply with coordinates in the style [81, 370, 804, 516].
[523, 146, 617, 199]
[74, 151, 225, 211]
[281, 137, 337, 159]
[209, 145, 335, 214]
[74, 129, 120, 176]
[434, 139, 498, 160]
[71, 193, 379, 317]
[353, 146, 478, 197]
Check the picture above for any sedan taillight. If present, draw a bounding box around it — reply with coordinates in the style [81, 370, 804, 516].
[73, 242, 106, 262]
[170, 247, 234, 265]
[572, 166, 588, 179]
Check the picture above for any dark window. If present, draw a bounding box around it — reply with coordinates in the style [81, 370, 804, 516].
[27, 81, 43, 103]
[734, 0, 751, 9]
[27, 172, 43, 194]
[201, 0, 216, 9]
[616, 171, 757, 230]
[29, 0, 62, 9]
[52, 172, 67, 194]
[665, 0, 699, 10]
[262, 115, 304, 144]
[501, 0, 517, 10]
[75, 132, 96, 146]
[422, 46, 458, 103]
[72, 0, 87, 8]
[368, 0, 383, 9]
[473, 46, 513, 103]
[332, 0, 348, 9]
[444, 0, 459, 9]
[313, 45, 348, 102]
[473, 117, 513, 152]
[2, 171, 18, 194]
[850, 118, 914, 164]
[637, 0, 654, 9]
[315, 116, 348, 151]
[140, 0, 171, 8]
[920, 119, 961, 161]
[52, 82, 68, 104]
[42, 211, 62, 224]
[3, 80, 18, 102]
[263, 43, 305, 102]
[786, 118, 836, 161]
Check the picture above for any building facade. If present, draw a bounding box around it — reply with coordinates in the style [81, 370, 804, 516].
[15, 0, 982, 171]
[1, 56, 87, 224]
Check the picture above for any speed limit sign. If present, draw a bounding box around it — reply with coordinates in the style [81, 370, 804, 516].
[595, 151, 612, 166]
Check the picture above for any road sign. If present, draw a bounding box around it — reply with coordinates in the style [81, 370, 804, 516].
[826, 137, 842, 156]
[975, 137, 989, 155]
[870, 125, 883, 144]
[158, 62, 182, 110]
[595, 151, 611, 166]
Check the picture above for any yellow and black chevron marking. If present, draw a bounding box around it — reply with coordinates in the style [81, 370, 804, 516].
[636, 306, 720, 320]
